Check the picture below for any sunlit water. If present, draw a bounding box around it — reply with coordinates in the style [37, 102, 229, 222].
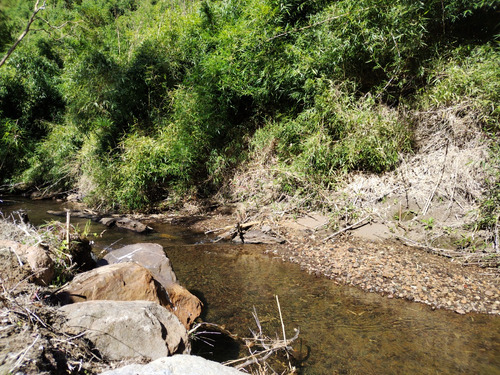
[1, 196, 499, 374]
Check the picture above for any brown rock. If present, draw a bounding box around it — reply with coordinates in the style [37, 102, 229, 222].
[58, 262, 171, 307]
[0, 240, 54, 285]
[101, 243, 202, 328]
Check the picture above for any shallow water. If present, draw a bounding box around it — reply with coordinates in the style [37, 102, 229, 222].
[1, 197, 500, 374]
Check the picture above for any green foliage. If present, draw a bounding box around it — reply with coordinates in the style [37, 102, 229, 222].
[476, 143, 500, 232]
[0, 9, 13, 52]
[0, 116, 27, 181]
[251, 83, 412, 185]
[0, 45, 64, 181]
[419, 44, 499, 132]
[421, 217, 435, 231]
[19, 122, 82, 190]
[0, 0, 497, 211]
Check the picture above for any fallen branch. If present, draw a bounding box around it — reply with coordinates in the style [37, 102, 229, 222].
[205, 221, 260, 235]
[223, 298, 299, 373]
[394, 236, 500, 268]
[394, 235, 461, 258]
[323, 215, 372, 242]
[422, 141, 449, 215]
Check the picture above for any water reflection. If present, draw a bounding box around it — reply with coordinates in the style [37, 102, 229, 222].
[1, 197, 499, 375]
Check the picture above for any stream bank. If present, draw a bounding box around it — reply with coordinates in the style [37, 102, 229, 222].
[164, 207, 500, 316]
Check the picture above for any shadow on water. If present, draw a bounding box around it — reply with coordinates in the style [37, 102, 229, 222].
[190, 324, 241, 363]
[1, 196, 500, 375]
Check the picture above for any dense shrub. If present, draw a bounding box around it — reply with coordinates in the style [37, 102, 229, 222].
[0, 0, 497, 210]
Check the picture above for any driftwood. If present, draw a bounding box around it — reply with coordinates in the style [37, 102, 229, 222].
[210, 221, 260, 243]
[209, 221, 285, 244]
[323, 215, 372, 242]
[395, 235, 500, 269]
[223, 296, 299, 373]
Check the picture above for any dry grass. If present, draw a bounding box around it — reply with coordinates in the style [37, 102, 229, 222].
[223, 104, 498, 267]
[190, 296, 300, 375]
[0, 218, 105, 374]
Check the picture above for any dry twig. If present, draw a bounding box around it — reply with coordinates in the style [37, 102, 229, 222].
[323, 215, 372, 242]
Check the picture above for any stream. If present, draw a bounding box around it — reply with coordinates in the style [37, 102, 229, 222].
[1, 197, 500, 375]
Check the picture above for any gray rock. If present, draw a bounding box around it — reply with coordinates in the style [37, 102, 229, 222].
[59, 300, 189, 361]
[99, 354, 243, 375]
[103, 243, 177, 286]
[232, 230, 285, 244]
[99, 217, 116, 226]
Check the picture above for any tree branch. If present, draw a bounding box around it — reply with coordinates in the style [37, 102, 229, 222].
[0, 0, 46, 68]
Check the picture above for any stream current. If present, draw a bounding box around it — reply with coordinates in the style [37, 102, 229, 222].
[1, 197, 499, 375]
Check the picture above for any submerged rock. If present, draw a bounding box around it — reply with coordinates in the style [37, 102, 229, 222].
[99, 354, 243, 375]
[59, 300, 189, 361]
[102, 243, 202, 328]
[100, 217, 153, 233]
[232, 229, 285, 244]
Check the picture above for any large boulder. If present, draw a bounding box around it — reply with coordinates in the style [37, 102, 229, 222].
[103, 243, 202, 328]
[99, 354, 243, 375]
[59, 301, 189, 361]
[57, 262, 171, 308]
[103, 243, 177, 286]
[0, 240, 54, 285]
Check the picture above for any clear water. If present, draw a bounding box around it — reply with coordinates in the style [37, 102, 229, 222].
[1, 196, 499, 375]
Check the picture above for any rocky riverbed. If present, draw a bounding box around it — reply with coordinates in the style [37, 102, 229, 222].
[181, 210, 500, 316]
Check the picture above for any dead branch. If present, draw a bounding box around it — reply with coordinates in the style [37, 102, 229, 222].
[223, 298, 299, 373]
[0, 0, 46, 68]
[395, 235, 461, 258]
[422, 140, 449, 215]
[323, 215, 372, 242]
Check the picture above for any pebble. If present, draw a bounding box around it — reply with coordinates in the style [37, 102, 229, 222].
[273, 233, 500, 315]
